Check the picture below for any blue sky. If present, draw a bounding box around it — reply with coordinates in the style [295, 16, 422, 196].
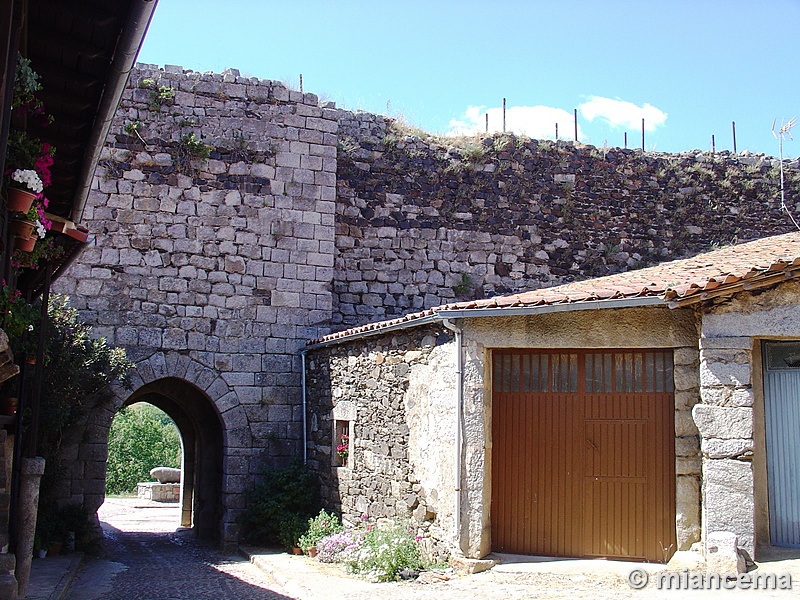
[138, 1, 800, 157]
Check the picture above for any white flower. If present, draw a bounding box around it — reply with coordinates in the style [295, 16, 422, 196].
[11, 169, 43, 194]
[34, 220, 46, 238]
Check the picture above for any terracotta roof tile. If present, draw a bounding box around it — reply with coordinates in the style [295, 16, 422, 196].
[309, 232, 800, 346]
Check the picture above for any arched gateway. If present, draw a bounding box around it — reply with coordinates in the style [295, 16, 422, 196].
[124, 377, 223, 541]
[60, 352, 252, 550]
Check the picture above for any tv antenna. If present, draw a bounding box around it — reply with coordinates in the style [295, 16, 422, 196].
[772, 117, 799, 230]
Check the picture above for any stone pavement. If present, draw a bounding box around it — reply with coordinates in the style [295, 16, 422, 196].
[27, 553, 83, 600]
[26, 497, 800, 599]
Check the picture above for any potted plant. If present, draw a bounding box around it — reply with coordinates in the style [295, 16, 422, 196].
[278, 514, 308, 554]
[336, 433, 349, 462]
[10, 195, 51, 252]
[5, 168, 42, 213]
[298, 509, 343, 557]
[12, 235, 64, 269]
[0, 282, 39, 340]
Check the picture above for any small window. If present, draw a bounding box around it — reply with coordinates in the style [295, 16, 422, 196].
[333, 420, 350, 468]
[764, 341, 800, 371]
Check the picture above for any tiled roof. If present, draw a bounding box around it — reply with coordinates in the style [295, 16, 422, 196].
[309, 231, 800, 346]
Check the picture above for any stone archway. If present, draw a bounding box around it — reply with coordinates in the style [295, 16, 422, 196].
[54, 351, 252, 550]
[124, 378, 223, 541]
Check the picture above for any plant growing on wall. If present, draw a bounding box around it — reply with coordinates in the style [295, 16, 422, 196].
[148, 84, 175, 111]
[175, 133, 212, 175]
[452, 273, 473, 297]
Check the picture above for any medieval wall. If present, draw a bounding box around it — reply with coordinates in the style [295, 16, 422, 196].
[52, 64, 339, 531]
[334, 112, 800, 327]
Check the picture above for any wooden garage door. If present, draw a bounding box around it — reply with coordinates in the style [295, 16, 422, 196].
[491, 349, 676, 562]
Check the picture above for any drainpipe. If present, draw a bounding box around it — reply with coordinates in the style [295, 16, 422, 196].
[300, 350, 308, 465]
[441, 319, 463, 551]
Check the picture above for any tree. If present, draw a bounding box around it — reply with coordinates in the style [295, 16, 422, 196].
[106, 404, 181, 495]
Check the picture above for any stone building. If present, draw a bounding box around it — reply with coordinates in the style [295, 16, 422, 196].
[305, 232, 800, 563]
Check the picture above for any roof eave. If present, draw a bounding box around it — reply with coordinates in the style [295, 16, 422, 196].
[303, 295, 666, 351]
[70, 0, 159, 223]
[667, 266, 800, 308]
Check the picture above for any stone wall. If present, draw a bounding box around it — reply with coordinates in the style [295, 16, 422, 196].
[334, 111, 800, 327]
[305, 325, 456, 557]
[694, 280, 800, 557]
[52, 64, 339, 536]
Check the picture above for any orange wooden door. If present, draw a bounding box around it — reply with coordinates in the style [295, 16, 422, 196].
[491, 349, 676, 562]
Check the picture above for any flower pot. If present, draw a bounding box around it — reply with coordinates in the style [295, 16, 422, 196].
[46, 543, 62, 557]
[10, 218, 35, 240]
[307, 546, 318, 558]
[36, 549, 47, 559]
[14, 235, 37, 253]
[0, 396, 17, 417]
[291, 547, 302, 555]
[6, 188, 36, 213]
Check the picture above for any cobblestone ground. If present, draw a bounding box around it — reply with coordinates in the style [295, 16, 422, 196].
[63, 498, 288, 600]
[64, 498, 799, 600]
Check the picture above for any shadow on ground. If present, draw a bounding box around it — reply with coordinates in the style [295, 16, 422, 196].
[65, 504, 289, 600]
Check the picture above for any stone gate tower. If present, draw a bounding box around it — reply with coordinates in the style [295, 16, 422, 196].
[53, 64, 338, 546]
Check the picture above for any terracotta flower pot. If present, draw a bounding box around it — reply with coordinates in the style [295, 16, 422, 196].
[14, 235, 37, 253]
[6, 188, 36, 213]
[307, 546, 318, 558]
[10, 218, 35, 241]
[291, 547, 302, 555]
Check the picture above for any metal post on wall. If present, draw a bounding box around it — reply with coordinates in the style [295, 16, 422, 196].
[641, 118, 645, 152]
[502, 98, 506, 132]
[573, 108, 578, 142]
[732, 121, 737, 154]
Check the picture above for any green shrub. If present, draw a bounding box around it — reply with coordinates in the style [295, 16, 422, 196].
[298, 509, 343, 551]
[278, 514, 308, 550]
[343, 522, 425, 582]
[240, 460, 320, 546]
[15, 295, 133, 505]
[105, 403, 181, 495]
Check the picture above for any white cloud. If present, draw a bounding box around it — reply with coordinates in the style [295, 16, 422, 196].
[578, 96, 667, 132]
[447, 105, 582, 140]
